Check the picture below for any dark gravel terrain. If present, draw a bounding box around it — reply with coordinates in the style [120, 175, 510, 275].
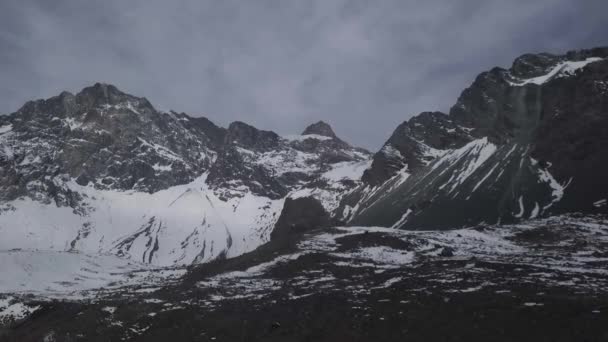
[2, 215, 607, 341]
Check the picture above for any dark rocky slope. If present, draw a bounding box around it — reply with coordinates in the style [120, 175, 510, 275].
[2, 214, 608, 341]
[0, 83, 225, 199]
[342, 47, 608, 229]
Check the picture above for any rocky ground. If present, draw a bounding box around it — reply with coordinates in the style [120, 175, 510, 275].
[1, 214, 607, 341]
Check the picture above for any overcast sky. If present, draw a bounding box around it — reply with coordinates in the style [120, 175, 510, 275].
[1, 0, 606, 149]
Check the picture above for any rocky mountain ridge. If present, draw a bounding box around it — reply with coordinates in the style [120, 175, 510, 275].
[1, 46, 608, 341]
[342, 47, 608, 229]
[0, 84, 370, 266]
[1, 47, 607, 268]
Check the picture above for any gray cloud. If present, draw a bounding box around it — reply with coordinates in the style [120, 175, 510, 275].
[1, 0, 606, 149]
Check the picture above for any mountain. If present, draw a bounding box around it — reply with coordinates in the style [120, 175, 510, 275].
[341, 47, 608, 229]
[1, 47, 608, 267]
[2, 47, 608, 342]
[0, 84, 370, 266]
[1, 47, 607, 268]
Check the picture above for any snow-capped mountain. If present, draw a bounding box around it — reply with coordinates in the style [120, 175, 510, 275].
[2, 47, 608, 342]
[1, 47, 607, 269]
[341, 47, 608, 229]
[0, 84, 370, 266]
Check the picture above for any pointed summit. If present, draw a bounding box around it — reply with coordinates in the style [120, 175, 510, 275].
[302, 121, 337, 139]
[76, 83, 143, 107]
[78, 82, 125, 98]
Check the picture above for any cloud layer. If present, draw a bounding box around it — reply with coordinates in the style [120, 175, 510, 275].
[1, 0, 606, 148]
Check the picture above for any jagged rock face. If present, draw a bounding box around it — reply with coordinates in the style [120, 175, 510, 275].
[532, 58, 608, 214]
[362, 111, 472, 186]
[0, 83, 224, 201]
[510, 53, 562, 78]
[343, 47, 608, 229]
[224, 121, 280, 150]
[449, 68, 543, 144]
[206, 121, 286, 199]
[302, 121, 337, 138]
[207, 120, 371, 202]
[0, 86, 371, 266]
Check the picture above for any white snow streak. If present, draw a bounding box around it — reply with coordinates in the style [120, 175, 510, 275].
[510, 57, 603, 86]
[514, 196, 525, 218]
[283, 134, 332, 142]
[391, 209, 412, 229]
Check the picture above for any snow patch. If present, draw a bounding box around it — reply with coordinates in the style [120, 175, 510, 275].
[514, 196, 525, 218]
[102, 306, 116, 314]
[380, 144, 402, 159]
[534, 158, 570, 210]
[332, 246, 415, 267]
[283, 134, 332, 142]
[152, 163, 172, 172]
[137, 137, 185, 163]
[0, 124, 12, 135]
[593, 199, 607, 208]
[19, 154, 42, 166]
[530, 202, 540, 219]
[0, 298, 40, 323]
[322, 160, 371, 182]
[510, 57, 603, 86]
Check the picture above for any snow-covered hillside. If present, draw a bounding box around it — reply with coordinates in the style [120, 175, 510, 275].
[0, 85, 371, 267]
[0, 250, 185, 299]
[0, 175, 284, 266]
[0, 155, 372, 267]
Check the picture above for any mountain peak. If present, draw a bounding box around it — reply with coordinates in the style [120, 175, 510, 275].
[302, 121, 337, 138]
[78, 82, 124, 97]
[226, 121, 280, 150]
[75, 83, 140, 107]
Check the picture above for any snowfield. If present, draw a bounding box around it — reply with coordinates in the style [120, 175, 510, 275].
[0, 153, 373, 268]
[0, 174, 284, 267]
[3, 214, 606, 303]
[0, 250, 185, 299]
